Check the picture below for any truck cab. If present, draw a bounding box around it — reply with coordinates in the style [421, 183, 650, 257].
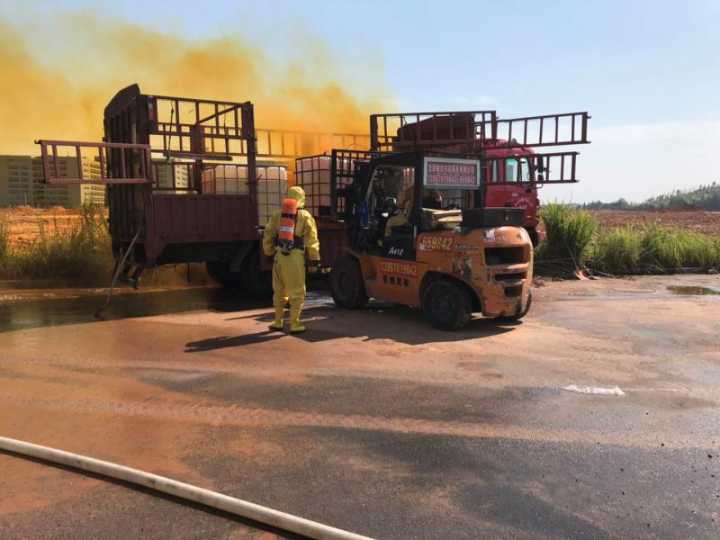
[483, 142, 541, 245]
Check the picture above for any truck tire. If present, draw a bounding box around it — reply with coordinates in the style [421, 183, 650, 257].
[422, 280, 472, 330]
[496, 291, 532, 322]
[241, 249, 273, 298]
[330, 256, 368, 309]
[206, 261, 244, 289]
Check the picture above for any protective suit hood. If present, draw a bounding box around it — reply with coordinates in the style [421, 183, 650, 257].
[287, 186, 306, 208]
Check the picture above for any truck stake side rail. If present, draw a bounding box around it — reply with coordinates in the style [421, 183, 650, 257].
[370, 111, 590, 152]
[123, 90, 368, 161]
[294, 149, 382, 220]
[485, 151, 581, 185]
[482, 112, 590, 148]
[370, 111, 497, 152]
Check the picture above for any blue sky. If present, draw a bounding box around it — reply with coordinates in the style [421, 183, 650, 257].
[2, 0, 719, 202]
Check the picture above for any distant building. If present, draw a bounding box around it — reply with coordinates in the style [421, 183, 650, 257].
[0, 155, 106, 207]
[0, 155, 33, 206]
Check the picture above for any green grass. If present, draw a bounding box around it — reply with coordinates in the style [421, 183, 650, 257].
[591, 225, 720, 274]
[538, 204, 720, 275]
[0, 218, 9, 270]
[537, 203, 598, 267]
[3, 203, 719, 284]
[0, 205, 113, 285]
[590, 227, 643, 274]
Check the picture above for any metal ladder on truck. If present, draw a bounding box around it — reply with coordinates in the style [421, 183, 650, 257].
[36, 139, 154, 315]
[369, 110, 591, 185]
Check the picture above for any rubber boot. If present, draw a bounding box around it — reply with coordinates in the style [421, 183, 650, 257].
[289, 303, 306, 334]
[269, 304, 285, 331]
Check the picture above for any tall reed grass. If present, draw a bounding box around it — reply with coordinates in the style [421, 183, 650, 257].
[0, 205, 113, 285]
[537, 204, 720, 275]
[537, 204, 597, 267]
[592, 225, 720, 274]
[0, 218, 9, 269]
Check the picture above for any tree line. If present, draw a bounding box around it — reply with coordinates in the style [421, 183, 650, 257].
[583, 182, 720, 211]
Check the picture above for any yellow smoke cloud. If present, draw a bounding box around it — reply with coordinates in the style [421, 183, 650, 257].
[0, 14, 389, 155]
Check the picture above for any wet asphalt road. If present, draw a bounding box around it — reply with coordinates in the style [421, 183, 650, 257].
[0, 276, 719, 539]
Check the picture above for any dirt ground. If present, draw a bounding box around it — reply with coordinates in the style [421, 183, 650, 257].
[0, 276, 718, 539]
[588, 209, 720, 235]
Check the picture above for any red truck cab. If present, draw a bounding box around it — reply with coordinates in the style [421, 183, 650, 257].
[483, 142, 541, 245]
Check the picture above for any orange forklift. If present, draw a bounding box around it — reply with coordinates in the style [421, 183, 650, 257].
[329, 150, 533, 330]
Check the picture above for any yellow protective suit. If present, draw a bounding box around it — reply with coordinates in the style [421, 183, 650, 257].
[385, 212, 409, 237]
[385, 186, 414, 237]
[262, 186, 320, 333]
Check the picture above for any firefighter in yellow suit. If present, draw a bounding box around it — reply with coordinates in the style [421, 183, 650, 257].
[262, 186, 320, 333]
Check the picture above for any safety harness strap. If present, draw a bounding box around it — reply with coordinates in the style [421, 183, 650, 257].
[275, 236, 305, 251]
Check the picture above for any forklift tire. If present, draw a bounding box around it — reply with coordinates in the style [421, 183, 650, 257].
[496, 291, 533, 322]
[422, 280, 472, 330]
[206, 261, 244, 289]
[330, 256, 368, 309]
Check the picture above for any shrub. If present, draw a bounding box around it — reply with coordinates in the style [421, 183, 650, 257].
[589, 224, 720, 274]
[673, 230, 720, 269]
[0, 219, 8, 259]
[538, 204, 598, 267]
[7, 204, 113, 285]
[538, 205, 720, 275]
[591, 227, 643, 274]
[0, 218, 8, 272]
[639, 225, 684, 271]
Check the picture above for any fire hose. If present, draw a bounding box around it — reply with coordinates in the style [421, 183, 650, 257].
[0, 436, 373, 540]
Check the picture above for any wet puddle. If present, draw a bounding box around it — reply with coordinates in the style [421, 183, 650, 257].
[667, 286, 720, 296]
[0, 284, 334, 333]
[0, 287, 269, 333]
[563, 384, 625, 396]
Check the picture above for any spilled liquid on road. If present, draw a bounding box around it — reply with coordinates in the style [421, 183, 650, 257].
[667, 285, 720, 296]
[0, 283, 333, 334]
[0, 287, 267, 333]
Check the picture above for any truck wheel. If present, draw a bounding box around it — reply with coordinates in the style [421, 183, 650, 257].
[422, 280, 472, 330]
[206, 261, 244, 289]
[330, 256, 368, 309]
[496, 291, 532, 322]
[241, 250, 273, 298]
